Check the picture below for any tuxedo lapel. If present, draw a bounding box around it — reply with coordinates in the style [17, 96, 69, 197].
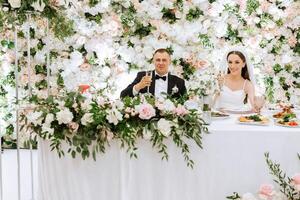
[167, 73, 173, 94]
[149, 70, 155, 95]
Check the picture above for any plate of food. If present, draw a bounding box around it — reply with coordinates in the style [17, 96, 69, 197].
[237, 114, 270, 126]
[211, 111, 230, 119]
[275, 114, 300, 128]
[272, 106, 297, 119]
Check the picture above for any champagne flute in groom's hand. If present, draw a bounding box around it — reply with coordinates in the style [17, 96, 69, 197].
[146, 70, 152, 94]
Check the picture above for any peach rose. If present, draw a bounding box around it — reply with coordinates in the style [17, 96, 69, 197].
[288, 36, 297, 48]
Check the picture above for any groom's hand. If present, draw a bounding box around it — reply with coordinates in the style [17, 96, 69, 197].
[134, 75, 152, 91]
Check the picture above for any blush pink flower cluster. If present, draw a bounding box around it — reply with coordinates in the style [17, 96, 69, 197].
[174, 104, 188, 116]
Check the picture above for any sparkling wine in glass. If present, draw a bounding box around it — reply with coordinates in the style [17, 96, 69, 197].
[254, 95, 266, 114]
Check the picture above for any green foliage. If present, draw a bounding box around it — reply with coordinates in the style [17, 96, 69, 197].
[178, 58, 196, 80]
[186, 7, 203, 21]
[224, 4, 246, 24]
[134, 23, 154, 39]
[120, 5, 136, 27]
[273, 64, 283, 74]
[85, 12, 102, 24]
[1, 40, 15, 49]
[225, 24, 242, 44]
[265, 152, 299, 199]
[89, 0, 100, 7]
[198, 34, 214, 48]
[35, 64, 47, 75]
[226, 192, 241, 199]
[264, 77, 274, 103]
[162, 7, 178, 24]
[246, 0, 259, 15]
[50, 13, 74, 40]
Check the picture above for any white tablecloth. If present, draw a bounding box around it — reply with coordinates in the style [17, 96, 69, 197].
[38, 114, 300, 200]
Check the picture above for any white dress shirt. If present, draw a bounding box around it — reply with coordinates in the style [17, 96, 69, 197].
[133, 71, 168, 98]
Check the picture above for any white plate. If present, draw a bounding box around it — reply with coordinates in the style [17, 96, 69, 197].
[211, 111, 230, 120]
[236, 120, 270, 126]
[212, 116, 230, 120]
[222, 109, 254, 114]
[275, 122, 300, 128]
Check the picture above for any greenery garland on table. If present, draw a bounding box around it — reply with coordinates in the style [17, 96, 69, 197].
[21, 92, 208, 168]
[227, 153, 300, 200]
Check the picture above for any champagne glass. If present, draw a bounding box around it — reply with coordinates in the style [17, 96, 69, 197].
[146, 69, 152, 94]
[254, 95, 266, 114]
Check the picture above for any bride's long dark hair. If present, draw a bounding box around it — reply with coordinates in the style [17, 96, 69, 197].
[227, 51, 250, 104]
[227, 51, 250, 81]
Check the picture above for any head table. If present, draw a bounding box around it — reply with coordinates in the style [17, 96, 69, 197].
[38, 111, 300, 200]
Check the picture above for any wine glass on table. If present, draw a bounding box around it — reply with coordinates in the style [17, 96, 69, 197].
[254, 95, 266, 115]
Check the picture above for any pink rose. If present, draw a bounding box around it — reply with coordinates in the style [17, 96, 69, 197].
[291, 173, 300, 191]
[68, 122, 79, 133]
[258, 184, 274, 199]
[136, 103, 156, 120]
[174, 104, 188, 116]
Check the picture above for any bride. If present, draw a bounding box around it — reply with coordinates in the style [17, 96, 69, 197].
[214, 50, 258, 113]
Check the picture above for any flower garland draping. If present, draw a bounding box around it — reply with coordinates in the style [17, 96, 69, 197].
[227, 153, 300, 200]
[21, 92, 208, 167]
[0, 0, 299, 148]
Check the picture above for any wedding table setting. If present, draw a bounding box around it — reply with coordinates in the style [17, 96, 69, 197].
[37, 109, 300, 200]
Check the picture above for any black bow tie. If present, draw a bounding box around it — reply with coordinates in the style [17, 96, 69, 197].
[155, 75, 166, 81]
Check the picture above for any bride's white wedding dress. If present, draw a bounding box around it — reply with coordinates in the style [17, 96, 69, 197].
[214, 78, 250, 111]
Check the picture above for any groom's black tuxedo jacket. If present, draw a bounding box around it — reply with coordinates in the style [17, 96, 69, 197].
[120, 70, 186, 98]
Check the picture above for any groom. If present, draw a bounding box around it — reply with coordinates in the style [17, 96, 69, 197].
[120, 48, 186, 98]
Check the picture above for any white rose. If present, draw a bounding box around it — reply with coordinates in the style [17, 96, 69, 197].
[163, 99, 176, 112]
[56, 108, 73, 124]
[81, 113, 94, 126]
[114, 100, 124, 110]
[157, 118, 172, 137]
[8, 0, 21, 8]
[106, 108, 123, 125]
[45, 113, 54, 126]
[27, 111, 43, 126]
[81, 99, 92, 112]
[281, 54, 292, 64]
[184, 100, 199, 110]
[41, 125, 54, 135]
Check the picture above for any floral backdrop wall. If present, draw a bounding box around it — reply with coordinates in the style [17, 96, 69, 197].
[0, 0, 299, 147]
